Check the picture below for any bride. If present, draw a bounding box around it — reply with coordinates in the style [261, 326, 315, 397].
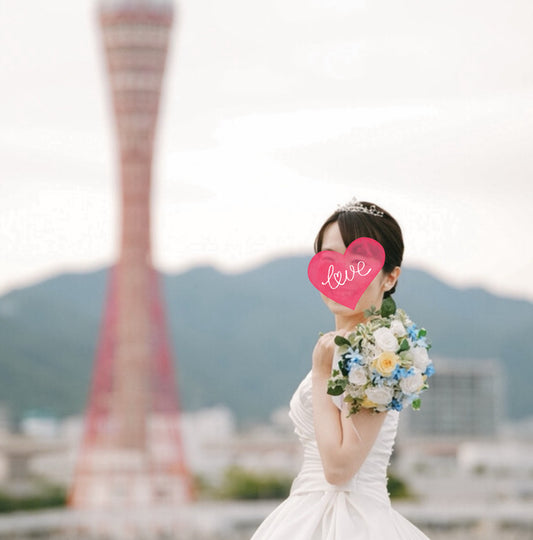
[250, 199, 430, 539]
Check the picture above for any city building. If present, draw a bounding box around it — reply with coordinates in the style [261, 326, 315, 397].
[400, 356, 505, 440]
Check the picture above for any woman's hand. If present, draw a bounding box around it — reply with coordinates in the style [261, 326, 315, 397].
[312, 331, 338, 378]
[311, 329, 387, 486]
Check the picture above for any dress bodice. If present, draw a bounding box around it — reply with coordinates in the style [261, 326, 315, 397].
[251, 371, 430, 539]
[288, 370, 399, 505]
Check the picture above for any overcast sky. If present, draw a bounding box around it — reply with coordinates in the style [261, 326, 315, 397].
[1, 0, 532, 302]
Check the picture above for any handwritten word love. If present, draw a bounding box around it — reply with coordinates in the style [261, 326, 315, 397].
[307, 237, 386, 310]
[322, 261, 372, 290]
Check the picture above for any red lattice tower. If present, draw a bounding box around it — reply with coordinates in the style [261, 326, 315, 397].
[69, 0, 193, 507]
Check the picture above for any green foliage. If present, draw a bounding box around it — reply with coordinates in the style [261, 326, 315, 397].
[398, 338, 410, 352]
[473, 464, 487, 476]
[363, 305, 381, 318]
[0, 484, 67, 514]
[327, 382, 346, 396]
[387, 472, 412, 499]
[191, 473, 214, 498]
[380, 297, 397, 318]
[334, 335, 351, 347]
[327, 370, 347, 396]
[216, 466, 292, 500]
[201, 466, 410, 502]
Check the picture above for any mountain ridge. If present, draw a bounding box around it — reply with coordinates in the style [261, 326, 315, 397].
[0, 257, 531, 425]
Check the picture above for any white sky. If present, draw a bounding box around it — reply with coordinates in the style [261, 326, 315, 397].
[1, 0, 532, 301]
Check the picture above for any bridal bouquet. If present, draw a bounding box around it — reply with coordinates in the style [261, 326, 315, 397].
[327, 297, 434, 415]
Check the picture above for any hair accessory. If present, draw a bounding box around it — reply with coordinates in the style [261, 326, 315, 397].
[337, 197, 384, 217]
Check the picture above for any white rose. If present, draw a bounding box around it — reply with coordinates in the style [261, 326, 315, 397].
[365, 385, 394, 405]
[399, 369, 425, 394]
[348, 366, 368, 386]
[346, 384, 365, 399]
[411, 347, 431, 371]
[390, 320, 407, 338]
[373, 327, 398, 352]
[360, 343, 376, 365]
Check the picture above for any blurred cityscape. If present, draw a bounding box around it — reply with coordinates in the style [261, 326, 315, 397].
[1, 357, 533, 539]
[2, 0, 532, 537]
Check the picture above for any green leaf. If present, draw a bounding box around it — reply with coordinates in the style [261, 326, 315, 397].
[327, 377, 346, 396]
[327, 384, 346, 396]
[411, 398, 421, 410]
[334, 335, 351, 347]
[398, 338, 410, 352]
[380, 297, 397, 318]
[418, 328, 427, 338]
[364, 305, 380, 318]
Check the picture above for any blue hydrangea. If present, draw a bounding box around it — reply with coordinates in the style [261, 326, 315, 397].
[407, 324, 418, 340]
[342, 347, 364, 366]
[424, 364, 435, 378]
[415, 336, 429, 349]
[392, 365, 414, 381]
[389, 398, 403, 411]
[370, 372, 386, 386]
[342, 357, 356, 373]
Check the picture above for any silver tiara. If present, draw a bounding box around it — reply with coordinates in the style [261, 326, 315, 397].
[337, 197, 384, 217]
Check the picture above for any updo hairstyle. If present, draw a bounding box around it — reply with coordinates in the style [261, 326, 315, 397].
[314, 201, 404, 299]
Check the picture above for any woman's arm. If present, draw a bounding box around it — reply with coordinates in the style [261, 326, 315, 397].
[312, 332, 387, 485]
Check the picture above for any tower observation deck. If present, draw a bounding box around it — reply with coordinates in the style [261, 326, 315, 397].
[69, 0, 193, 508]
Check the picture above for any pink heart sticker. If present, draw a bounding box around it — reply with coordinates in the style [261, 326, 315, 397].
[307, 237, 386, 309]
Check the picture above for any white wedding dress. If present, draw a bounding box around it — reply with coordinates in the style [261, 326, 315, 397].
[250, 370, 429, 539]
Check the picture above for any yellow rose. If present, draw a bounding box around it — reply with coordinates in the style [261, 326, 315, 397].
[361, 396, 378, 409]
[372, 351, 399, 377]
